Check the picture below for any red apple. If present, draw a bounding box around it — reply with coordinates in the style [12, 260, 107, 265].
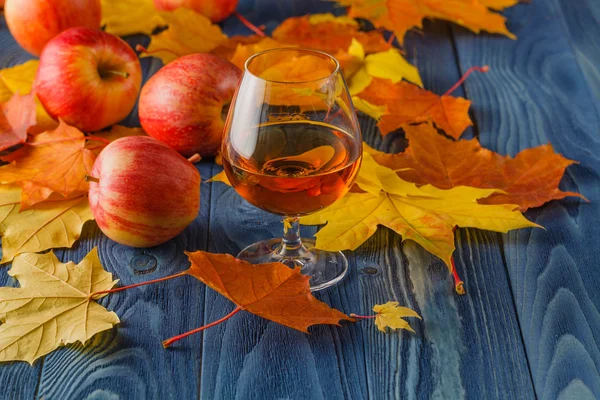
[153, 0, 238, 22]
[88, 136, 200, 248]
[5, 0, 101, 56]
[139, 53, 241, 157]
[35, 27, 142, 132]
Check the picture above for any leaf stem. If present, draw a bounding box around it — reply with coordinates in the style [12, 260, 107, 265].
[386, 33, 396, 45]
[85, 135, 111, 145]
[90, 271, 187, 298]
[443, 65, 489, 97]
[162, 306, 243, 348]
[349, 313, 377, 319]
[234, 12, 266, 37]
[451, 256, 465, 295]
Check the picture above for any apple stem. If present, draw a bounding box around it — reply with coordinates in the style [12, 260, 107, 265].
[443, 65, 489, 97]
[102, 70, 130, 79]
[84, 175, 100, 183]
[162, 306, 243, 348]
[187, 154, 201, 163]
[135, 44, 181, 58]
[387, 33, 396, 45]
[90, 271, 187, 299]
[234, 12, 266, 37]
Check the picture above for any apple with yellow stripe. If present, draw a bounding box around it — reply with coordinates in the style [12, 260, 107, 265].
[88, 136, 200, 247]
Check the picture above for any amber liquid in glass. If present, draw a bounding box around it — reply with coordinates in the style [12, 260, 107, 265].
[223, 121, 362, 216]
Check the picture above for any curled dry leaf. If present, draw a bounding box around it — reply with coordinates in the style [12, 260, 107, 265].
[367, 122, 584, 211]
[373, 301, 421, 333]
[336, 0, 516, 45]
[0, 249, 119, 364]
[0, 186, 93, 264]
[272, 13, 391, 55]
[101, 0, 165, 36]
[185, 251, 354, 332]
[356, 78, 472, 138]
[301, 152, 539, 267]
[0, 93, 36, 151]
[0, 120, 95, 209]
[142, 8, 227, 64]
[0, 60, 57, 134]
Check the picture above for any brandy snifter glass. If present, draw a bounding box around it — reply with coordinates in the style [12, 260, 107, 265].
[221, 48, 362, 290]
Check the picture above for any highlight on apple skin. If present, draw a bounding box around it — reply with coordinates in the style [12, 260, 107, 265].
[5, 0, 101, 56]
[88, 136, 201, 248]
[138, 53, 241, 157]
[35, 27, 142, 132]
[153, 0, 239, 22]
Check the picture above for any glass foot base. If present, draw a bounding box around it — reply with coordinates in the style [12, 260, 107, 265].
[237, 238, 348, 291]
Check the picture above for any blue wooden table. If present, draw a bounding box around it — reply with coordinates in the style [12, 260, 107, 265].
[2, 0, 600, 398]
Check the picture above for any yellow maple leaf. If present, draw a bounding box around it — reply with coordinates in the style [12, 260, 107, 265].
[346, 39, 422, 95]
[0, 60, 57, 134]
[351, 97, 387, 120]
[101, 0, 166, 36]
[143, 8, 228, 64]
[0, 249, 119, 364]
[0, 120, 96, 208]
[372, 301, 421, 333]
[301, 153, 539, 267]
[337, 0, 516, 44]
[0, 186, 93, 263]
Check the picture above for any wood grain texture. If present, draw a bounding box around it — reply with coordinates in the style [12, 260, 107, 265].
[452, 0, 600, 398]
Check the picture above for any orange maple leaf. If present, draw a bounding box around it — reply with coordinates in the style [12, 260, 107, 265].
[210, 34, 264, 61]
[272, 13, 391, 55]
[0, 120, 96, 209]
[0, 93, 36, 151]
[367, 122, 584, 211]
[185, 251, 354, 333]
[357, 78, 471, 138]
[337, 0, 516, 44]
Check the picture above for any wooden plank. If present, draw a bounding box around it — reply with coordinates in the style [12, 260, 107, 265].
[0, 18, 43, 400]
[553, 0, 600, 105]
[452, 1, 600, 398]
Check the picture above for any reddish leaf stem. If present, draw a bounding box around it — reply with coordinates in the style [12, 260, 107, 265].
[234, 12, 266, 37]
[135, 44, 181, 58]
[163, 306, 243, 348]
[90, 271, 187, 298]
[443, 65, 489, 97]
[387, 33, 396, 45]
[84, 135, 111, 145]
[451, 256, 465, 295]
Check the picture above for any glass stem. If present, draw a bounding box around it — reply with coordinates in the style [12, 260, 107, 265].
[277, 217, 304, 258]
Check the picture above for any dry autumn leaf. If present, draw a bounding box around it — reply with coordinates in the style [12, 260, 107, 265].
[101, 0, 165, 36]
[336, 0, 516, 45]
[0, 93, 36, 151]
[228, 37, 293, 70]
[356, 78, 471, 138]
[372, 301, 421, 333]
[142, 8, 227, 64]
[301, 153, 538, 267]
[210, 35, 263, 61]
[346, 39, 422, 95]
[0, 249, 119, 364]
[0, 60, 57, 134]
[0, 186, 93, 263]
[367, 122, 583, 210]
[272, 13, 391, 55]
[0, 120, 96, 208]
[184, 251, 354, 332]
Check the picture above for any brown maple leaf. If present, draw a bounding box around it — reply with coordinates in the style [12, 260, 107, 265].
[367, 122, 584, 211]
[272, 13, 391, 55]
[184, 251, 354, 332]
[337, 0, 516, 45]
[0, 120, 95, 209]
[0, 93, 36, 151]
[357, 78, 471, 138]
